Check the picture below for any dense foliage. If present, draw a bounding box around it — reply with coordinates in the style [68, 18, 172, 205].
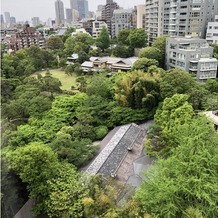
[136, 116, 218, 217]
[1, 33, 218, 218]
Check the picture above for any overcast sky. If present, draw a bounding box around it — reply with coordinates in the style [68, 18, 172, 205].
[1, 0, 144, 22]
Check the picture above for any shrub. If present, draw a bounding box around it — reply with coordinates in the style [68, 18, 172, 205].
[95, 126, 108, 140]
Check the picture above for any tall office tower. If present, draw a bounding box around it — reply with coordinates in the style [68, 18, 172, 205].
[10, 17, 16, 27]
[66, 8, 73, 24]
[55, 0, 65, 26]
[4, 12, 11, 24]
[145, 0, 218, 44]
[101, 0, 119, 36]
[32, 17, 40, 27]
[70, 0, 88, 19]
[78, 0, 89, 19]
[111, 9, 133, 38]
[0, 14, 4, 25]
[70, 0, 78, 10]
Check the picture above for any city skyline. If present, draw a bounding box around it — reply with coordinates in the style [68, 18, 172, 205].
[1, 0, 144, 22]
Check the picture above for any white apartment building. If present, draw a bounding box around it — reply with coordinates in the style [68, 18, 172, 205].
[144, 0, 164, 44]
[92, 20, 107, 39]
[145, 0, 218, 44]
[111, 9, 133, 38]
[206, 15, 218, 44]
[166, 37, 218, 82]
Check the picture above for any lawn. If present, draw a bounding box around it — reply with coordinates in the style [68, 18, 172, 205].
[35, 69, 78, 91]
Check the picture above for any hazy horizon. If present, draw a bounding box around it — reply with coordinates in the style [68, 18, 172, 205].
[1, 0, 145, 22]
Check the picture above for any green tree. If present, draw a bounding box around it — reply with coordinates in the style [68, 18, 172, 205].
[113, 44, 133, 58]
[136, 117, 218, 217]
[64, 33, 94, 55]
[86, 73, 113, 99]
[7, 142, 59, 215]
[1, 53, 15, 78]
[146, 94, 194, 157]
[78, 51, 90, 64]
[152, 35, 168, 68]
[160, 68, 196, 99]
[128, 28, 147, 49]
[139, 47, 163, 66]
[39, 71, 62, 97]
[133, 58, 159, 72]
[45, 163, 88, 218]
[96, 27, 110, 52]
[65, 64, 75, 76]
[210, 43, 218, 59]
[117, 29, 131, 45]
[46, 36, 64, 50]
[205, 79, 218, 93]
[114, 70, 160, 109]
[61, 27, 75, 42]
[26, 45, 44, 71]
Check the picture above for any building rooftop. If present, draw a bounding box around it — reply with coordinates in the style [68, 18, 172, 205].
[85, 123, 150, 182]
[113, 9, 133, 14]
[199, 58, 218, 63]
[81, 61, 93, 68]
[203, 111, 218, 126]
[168, 36, 207, 42]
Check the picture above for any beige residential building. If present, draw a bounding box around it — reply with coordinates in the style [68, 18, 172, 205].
[136, 5, 146, 29]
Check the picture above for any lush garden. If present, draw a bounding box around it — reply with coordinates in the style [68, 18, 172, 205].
[1, 28, 218, 218]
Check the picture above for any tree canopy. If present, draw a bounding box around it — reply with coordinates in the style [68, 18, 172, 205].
[128, 28, 147, 48]
[133, 58, 159, 72]
[46, 36, 64, 50]
[136, 116, 218, 217]
[96, 27, 110, 51]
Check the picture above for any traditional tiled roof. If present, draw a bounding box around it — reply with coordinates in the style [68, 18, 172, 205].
[81, 61, 93, 68]
[86, 124, 131, 175]
[86, 123, 144, 177]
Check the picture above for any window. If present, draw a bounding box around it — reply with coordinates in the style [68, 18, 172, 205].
[170, 43, 177, 49]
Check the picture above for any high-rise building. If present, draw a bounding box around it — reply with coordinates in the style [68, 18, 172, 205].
[97, 5, 104, 11]
[10, 17, 16, 27]
[206, 15, 218, 44]
[4, 12, 11, 24]
[96, 5, 104, 20]
[77, 0, 89, 18]
[32, 17, 40, 27]
[111, 9, 133, 38]
[66, 8, 73, 24]
[70, 0, 78, 10]
[145, 0, 218, 44]
[70, 0, 88, 19]
[55, 0, 65, 26]
[101, 0, 119, 36]
[0, 14, 4, 25]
